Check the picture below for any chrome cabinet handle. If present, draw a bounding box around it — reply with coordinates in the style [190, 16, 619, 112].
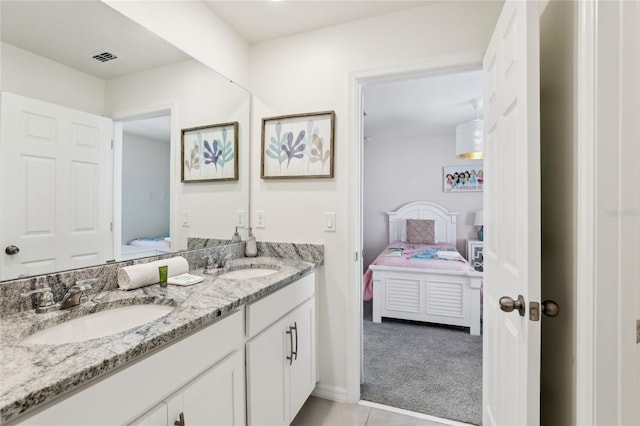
[292, 321, 298, 361]
[174, 412, 185, 426]
[286, 326, 294, 365]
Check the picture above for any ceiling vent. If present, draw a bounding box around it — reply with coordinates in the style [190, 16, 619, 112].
[90, 51, 118, 63]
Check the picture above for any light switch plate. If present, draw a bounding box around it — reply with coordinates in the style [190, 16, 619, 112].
[235, 210, 246, 227]
[325, 212, 336, 232]
[256, 210, 265, 228]
[182, 210, 190, 227]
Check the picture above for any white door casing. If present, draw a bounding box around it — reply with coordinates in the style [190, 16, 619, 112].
[0, 92, 113, 280]
[482, 1, 541, 425]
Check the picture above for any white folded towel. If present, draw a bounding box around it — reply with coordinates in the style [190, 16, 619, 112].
[118, 256, 189, 290]
[436, 251, 462, 260]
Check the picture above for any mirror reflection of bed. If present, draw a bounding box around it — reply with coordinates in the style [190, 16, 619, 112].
[361, 69, 484, 425]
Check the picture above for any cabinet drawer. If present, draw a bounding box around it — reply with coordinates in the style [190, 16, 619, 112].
[246, 272, 315, 338]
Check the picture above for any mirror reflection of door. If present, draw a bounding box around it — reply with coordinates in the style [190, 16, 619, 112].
[0, 92, 113, 280]
[117, 115, 171, 261]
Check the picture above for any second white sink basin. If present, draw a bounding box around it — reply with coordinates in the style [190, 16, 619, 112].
[219, 268, 278, 279]
[24, 304, 174, 345]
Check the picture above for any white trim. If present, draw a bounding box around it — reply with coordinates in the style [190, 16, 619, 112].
[108, 102, 178, 255]
[113, 121, 124, 261]
[347, 64, 365, 404]
[357, 400, 474, 426]
[311, 383, 348, 403]
[575, 1, 597, 424]
[346, 51, 485, 405]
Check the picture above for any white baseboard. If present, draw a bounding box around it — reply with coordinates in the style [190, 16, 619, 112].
[311, 383, 348, 403]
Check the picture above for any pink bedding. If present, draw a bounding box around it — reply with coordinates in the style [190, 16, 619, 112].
[363, 241, 474, 301]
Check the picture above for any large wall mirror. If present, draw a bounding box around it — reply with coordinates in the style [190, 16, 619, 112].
[0, 0, 250, 281]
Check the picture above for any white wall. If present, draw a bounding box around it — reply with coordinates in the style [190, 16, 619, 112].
[249, 1, 502, 396]
[105, 59, 250, 250]
[591, 1, 640, 424]
[363, 135, 483, 267]
[0, 42, 105, 115]
[121, 132, 170, 245]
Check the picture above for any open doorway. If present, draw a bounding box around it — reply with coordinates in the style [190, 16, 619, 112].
[359, 68, 484, 425]
[114, 113, 172, 261]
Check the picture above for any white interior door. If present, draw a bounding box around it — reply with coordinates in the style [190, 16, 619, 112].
[0, 92, 113, 280]
[482, 1, 541, 425]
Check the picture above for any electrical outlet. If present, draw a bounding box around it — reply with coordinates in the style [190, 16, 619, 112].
[325, 212, 336, 232]
[235, 210, 246, 227]
[256, 210, 265, 228]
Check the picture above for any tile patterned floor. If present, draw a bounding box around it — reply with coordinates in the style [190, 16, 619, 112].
[291, 397, 471, 426]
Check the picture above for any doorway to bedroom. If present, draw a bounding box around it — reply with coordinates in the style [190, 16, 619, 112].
[360, 68, 484, 425]
[114, 112, 172, 262]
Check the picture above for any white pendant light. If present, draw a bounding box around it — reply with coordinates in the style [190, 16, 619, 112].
[456, 99, 484, 159]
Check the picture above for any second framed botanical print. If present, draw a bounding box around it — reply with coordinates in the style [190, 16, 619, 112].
[261, 110, 335, 179]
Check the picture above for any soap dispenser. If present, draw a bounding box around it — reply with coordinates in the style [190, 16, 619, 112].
[245, 227, 257, 257]
[232, 227, 241, 243]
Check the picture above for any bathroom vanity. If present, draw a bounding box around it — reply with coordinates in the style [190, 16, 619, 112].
[0, 254, 319, 426]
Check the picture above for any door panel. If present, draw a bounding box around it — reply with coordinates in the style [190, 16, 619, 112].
[482, 1, 542, 425]
[0, 92, 113, 280]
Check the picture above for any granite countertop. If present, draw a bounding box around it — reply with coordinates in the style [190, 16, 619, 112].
[0, 257, 316, 424]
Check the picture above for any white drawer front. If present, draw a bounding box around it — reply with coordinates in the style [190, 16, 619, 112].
[246, 272, 315, 338]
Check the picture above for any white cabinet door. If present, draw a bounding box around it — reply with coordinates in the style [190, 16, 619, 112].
[246, 316, 289, 426]
[167, 351, 245, 426]
[288, 298, 316, 420]
[246, 296, 317, 426]
[129, 403, 168, 426]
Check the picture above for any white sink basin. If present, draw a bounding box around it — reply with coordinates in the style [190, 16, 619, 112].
[219, 268, 278, 279]
[24, 305, 174, 345]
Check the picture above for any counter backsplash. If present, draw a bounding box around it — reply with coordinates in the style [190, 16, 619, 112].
[0, 240, 324, 318]
[0, 243, 245, 318]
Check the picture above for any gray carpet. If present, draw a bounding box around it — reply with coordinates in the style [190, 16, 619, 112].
[361, 301, 482, 425]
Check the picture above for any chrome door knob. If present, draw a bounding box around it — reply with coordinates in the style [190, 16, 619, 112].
[5, 245, 19, 255]
[499, 294, 526, 317]
[541, 300, 560, 317]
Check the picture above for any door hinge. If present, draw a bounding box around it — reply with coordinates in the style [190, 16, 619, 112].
[110, 222, 113, 232]
[111, 139, 114, 149]
[636, 320, 639, 344]
[354, 251, 358, 261]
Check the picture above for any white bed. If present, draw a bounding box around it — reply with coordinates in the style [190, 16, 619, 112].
[368, 201, 483, 335]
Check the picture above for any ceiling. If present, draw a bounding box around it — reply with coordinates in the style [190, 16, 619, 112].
[124, 116, 172, 143]
[364, 70, 484, 143]
[203, 0, 437, 44]
[0, 0, 190, 80]
[203, 0, 482, 145]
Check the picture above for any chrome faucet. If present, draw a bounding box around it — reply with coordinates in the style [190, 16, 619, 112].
[60, 279, 97, 309]
[21, 278, 98, 313]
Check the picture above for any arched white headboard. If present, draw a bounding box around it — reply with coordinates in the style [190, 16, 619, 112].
[387, 201, 458, 245]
